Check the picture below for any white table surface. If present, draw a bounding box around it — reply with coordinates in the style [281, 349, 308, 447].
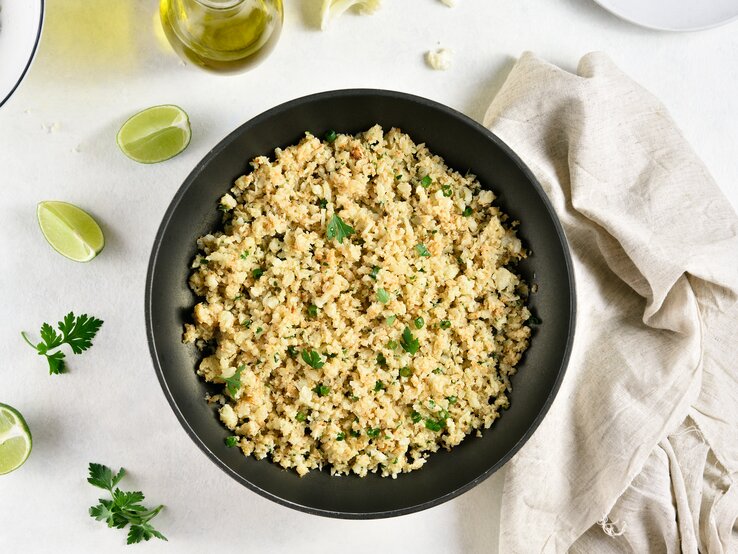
[1, 1, 737, 552]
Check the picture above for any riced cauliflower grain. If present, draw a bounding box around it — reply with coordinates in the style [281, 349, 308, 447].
[425, 48, 453, 71]
[185, 125, 531, 478]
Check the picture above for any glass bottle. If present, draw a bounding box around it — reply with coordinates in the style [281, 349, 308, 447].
[159, 0, 283, 74]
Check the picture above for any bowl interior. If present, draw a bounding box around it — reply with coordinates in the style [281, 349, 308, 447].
[146, 90, 575, 518]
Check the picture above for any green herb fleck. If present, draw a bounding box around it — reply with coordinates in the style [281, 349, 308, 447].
[240, 250, 250, 259]
[433, 367, 443, 374]
[296, 411, 307, 422]
[376, 353, 388, 368]
[369, 265, 380, 280]
[400, 326, 419, 355]
[324, 130, 338, 143]
[440, 320, 452, 330]
[415, 244, 431, 257]
[399, 366, 412, 378]
[411, 410, 422, 423]
[387, 340, 398, 350]
[287, 345, 298, 358]
[447, 396, 457, 405]
[462, 206, 473, 217]
[301, 349, 325, 369]
[225, 436, 238, 448]
[307, 304, 319, 317]
[442, 185, 453, 197]
[395, 174, 402, 181]
[350, 429, 361, 437]
[242, 320, 252, 328]
[386, 315, 396, 326]
[420, 175, 432, 188]
[326, 213, 356, 244]
[256, 327, 263, 334]
[318, 198, 328, 209]
[414, 317, 424, 329]
[527, 315, 542, 325]
[366, 427, 380, 438]
[374, 380, 386, 392]
[376, 288, 390, 304]
[223, 365, 244, 397]
[252, 268, 264, 279]
[313, 383, 330, 397]
[425, 419, 444, 432]
[336, 432, 345, 441]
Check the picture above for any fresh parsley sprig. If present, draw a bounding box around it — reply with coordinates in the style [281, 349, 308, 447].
[21, 312, 103, 374]
[326, 213, 355, 244]
[87, 463, 167, 545]
[400, 326, 419, 355]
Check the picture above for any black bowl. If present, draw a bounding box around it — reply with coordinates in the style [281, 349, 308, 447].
[146, 89, 575, 519]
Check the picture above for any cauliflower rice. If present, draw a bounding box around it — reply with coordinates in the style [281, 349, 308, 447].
[184, 125, 531, 478]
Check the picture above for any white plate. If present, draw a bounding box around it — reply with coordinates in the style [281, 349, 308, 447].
[593, 0, 738, 32]
[0, 0, 44, 108]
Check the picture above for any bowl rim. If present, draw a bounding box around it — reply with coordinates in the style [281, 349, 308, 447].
[145, 88, 576, 519]
[0, 0, 45, 109]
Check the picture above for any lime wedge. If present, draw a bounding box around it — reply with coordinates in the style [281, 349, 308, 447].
[116, 105, 191, 164]
[0, 403, 32, 475]
[37, 201, 105, 262]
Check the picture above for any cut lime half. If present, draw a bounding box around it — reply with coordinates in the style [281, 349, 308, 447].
[0, 403, 32, 475]
[117, 104, 191, 164]
[37, 201, 105, 262]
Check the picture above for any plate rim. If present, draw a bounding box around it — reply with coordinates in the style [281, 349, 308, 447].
[0, 0, 45, 108]
[592, 0, 738, 32]
[145, 88, 577, 518]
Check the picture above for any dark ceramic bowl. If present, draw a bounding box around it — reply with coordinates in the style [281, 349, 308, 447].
[145, 89, 575, 518]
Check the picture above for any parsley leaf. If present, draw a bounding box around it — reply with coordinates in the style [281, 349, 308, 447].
[313, 383, 330, 397]
[400, 326, 419, 355]
[222, 365, 244, 397]
[301, 349, 325, 369]
[376, 288, 390, 304]
[420, 175, 432, 188]
[22, 312, 103, 374]
[415, 244, 431, 257]
[87, 463, 167, 545]
[369, 265, 380, 280]
[326, 213, 356, 244]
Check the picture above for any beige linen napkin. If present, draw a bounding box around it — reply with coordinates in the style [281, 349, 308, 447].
[483, 52, 738, 553]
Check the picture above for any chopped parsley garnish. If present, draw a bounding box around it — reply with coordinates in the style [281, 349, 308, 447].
[376, 353, 388, 367]
[411, 410, 422, 423]
[447, 396, 457, 405]
[87, 463, 167, 545]
[400, 326, 419, 355]
[395, 174, 402, 181]
[307, 304, 319, 317]
[414, 317, 424, 329]
[387, 340, 398, 350]
[313, 384, 330, 397]
[301, 349, 325, 369]
[318, 198, 328, 209]
[366, 427, 380, 438]
[240, 250, 250, 259]
[441, 184, 453, 197]
[386, 315, 396, 326]
[527, 315, 542, 325]
[223, 365, 244, 397]
[199, 257, 209, 265]
[440, 320, 452, 330]
[256, 327, 263, 334]
[242, 320, 252, 328]
[252, 268, 264, 279]
[415, 243, 431, 257]
[376, 288, 390, 304]
[350, 429, 361, 437]
[336, 432, 345, 441]
[295, 411, 307, 422]
[374, 380, 386, 392]
[225, 436, 239, 448]
[324, 130, 338, 143]
[287, 345, 298, 358]
[399, 366, 412, 378]
[326, 213, 355, 244]
[21, 312, 104, 375]
[462, 206, 473, 217]
[369, 265, 380, 280]
[424, 418, 444, 432]
[420, 175, 432, 188]
[433, 367, 443, 374]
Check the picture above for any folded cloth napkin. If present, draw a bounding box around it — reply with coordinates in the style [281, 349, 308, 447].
[483, 52, 738, 553]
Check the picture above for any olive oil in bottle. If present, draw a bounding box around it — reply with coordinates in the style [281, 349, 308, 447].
[159, 0, 283, 74]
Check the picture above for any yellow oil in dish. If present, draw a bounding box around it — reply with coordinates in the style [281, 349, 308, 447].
[159, 0, 283, 74]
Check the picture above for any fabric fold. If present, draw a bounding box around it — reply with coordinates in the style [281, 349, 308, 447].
[483, 52, 738, 553]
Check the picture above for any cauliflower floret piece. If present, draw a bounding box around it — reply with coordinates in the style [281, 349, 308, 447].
[425, 48, 453, 71]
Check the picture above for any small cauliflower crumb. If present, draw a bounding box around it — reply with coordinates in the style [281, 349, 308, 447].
[425, 48, 453, 71]
[440, 0, 457, 6]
